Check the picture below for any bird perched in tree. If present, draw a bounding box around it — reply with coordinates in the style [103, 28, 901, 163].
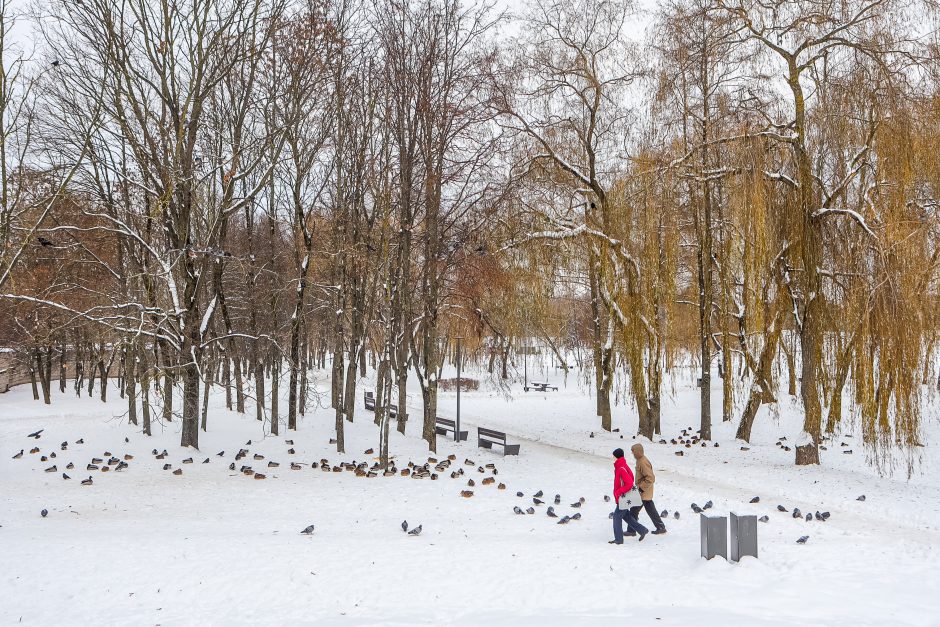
[408, 525, 422, 536]
[41, 509, 48, 517]
[759, 515, 769, 523]
[300, 525, 315, 535]
[750, 496, 760, 503]
[81, 477, 93, 485]
[796, 536, 809, 544]
[546, 506, 558, 518]
[513, 506, 525, 515]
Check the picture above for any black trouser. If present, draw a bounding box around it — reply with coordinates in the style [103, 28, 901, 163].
[630, 500, 665, 530]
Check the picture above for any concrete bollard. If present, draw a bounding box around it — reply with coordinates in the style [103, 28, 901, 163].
[730, 512, 758, 562]
[700, 513, 728, 560]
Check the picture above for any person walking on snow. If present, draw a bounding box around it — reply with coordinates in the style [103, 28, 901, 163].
[609, 448, 648, 544]
[628, 443, 667, 535]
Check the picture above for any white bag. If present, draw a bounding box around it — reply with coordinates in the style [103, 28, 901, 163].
[617, 495, 631, 510]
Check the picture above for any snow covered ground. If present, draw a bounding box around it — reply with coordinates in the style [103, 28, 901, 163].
[2, 366, 939, 626]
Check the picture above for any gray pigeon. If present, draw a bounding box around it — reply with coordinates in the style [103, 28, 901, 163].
[547, 506, 558, 518]
[571, 513, 582, 520]
[554, 495, 561, 505]
[300, 525, 315, 535]
[570, 502, 581, 508]
[408, 525, 422, 536]
[792, 508, 802, 519]
[516, 492, 524, 497]
[805, 513, 812, 521]
[534, 490, 543, 498]
[821, 511, 831, 520]
[609, 512, 614, 519]
[777, 505, 788, 512]
[513, 506, 525, 515]
[758, 515, 769, 523]
[533, 498, 544, 505]
[796, 535, 809, 544]
[674, 511, 680, 519]
[557, 516, 571, 525]
[703, 500, 713, 510]
[604, 495, 611, 502]
[857, 495, 866, 502]
[41, 509, 48, 517]
[691, 503, 703, 513]
[401, 520, 408, 532]
[526, 507, 535, 514]
[660, 510, 668, 517]
[62, 473, 70, 480]
[749, 496, 760, 503]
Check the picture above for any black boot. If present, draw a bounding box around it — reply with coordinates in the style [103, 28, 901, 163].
[652, 527, 667, 535]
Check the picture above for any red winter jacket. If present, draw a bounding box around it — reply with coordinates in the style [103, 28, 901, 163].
[613, 457, 635, 500]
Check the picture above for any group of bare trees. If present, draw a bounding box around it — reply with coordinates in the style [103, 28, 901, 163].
[1, 0, 939, 472]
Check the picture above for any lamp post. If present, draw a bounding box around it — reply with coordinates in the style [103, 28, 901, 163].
[455, 336, 462, 442]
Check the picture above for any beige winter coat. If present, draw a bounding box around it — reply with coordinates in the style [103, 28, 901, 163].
[631, 443, 655, 501]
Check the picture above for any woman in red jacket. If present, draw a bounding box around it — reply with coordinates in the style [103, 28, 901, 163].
[610, 448, 649, 544]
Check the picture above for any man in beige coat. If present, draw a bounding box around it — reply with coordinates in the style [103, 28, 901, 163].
[629, 443, 667, 535]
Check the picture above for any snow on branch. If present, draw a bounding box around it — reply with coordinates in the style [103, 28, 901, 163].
[812, 208, 875, 237]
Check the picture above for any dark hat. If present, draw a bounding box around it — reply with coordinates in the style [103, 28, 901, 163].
[613, 448, 625, 458]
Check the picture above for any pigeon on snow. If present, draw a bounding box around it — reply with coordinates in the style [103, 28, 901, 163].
[300, 525, 315, 535]
[401, 520, 409, 532]
[408, 525, 422, 536]
[513, 506, 525, 515]
[749, 496, 760, 503]
[546, 506, 558, 518]
[796, 535, 809, 544]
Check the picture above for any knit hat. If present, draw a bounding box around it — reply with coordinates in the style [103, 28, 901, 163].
[613, 448, 625, 458]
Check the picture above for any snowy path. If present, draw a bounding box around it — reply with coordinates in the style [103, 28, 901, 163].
[1, 381, 939, 625]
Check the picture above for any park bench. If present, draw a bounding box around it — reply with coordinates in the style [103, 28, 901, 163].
[435, 417, 468, 441]
[524, 381, 558, 392]
[364, 391, 375, 411]
[477, 426, 520, 456]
